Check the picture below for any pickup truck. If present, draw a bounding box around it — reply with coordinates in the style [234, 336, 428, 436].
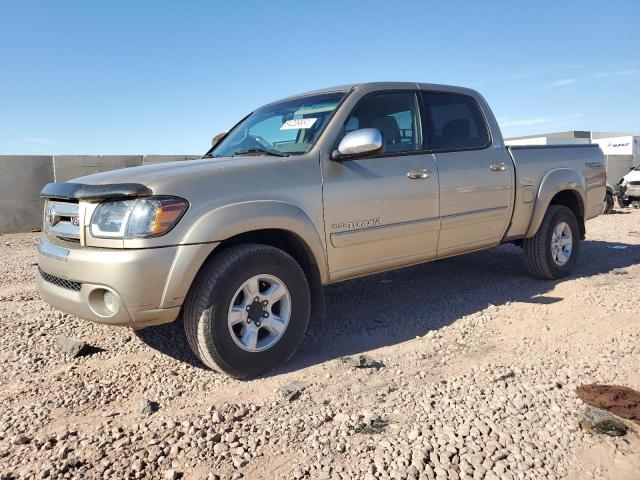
[38, 82, 606, 378]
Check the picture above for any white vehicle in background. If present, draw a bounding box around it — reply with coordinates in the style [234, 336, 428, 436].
[616, 164, 640, 208]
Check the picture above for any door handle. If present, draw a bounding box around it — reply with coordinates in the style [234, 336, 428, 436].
[489, 162, 506, 171]
[406, 168, 432, 179]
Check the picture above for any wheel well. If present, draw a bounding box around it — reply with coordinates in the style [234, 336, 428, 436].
[212, 229, 326, 323]
[549, 190, 585, 238]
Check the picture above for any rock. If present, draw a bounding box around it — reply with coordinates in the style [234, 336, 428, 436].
[163, 469, 180, 480]
[355, 418, 389, 434]
[12, 434, 30, 445]
[333, 412, 349, 423]
[56, 336, 90, 358]
[57, 445, 69, 459]
[232, 456, 247, 468]
[139, 399, 160, 416]
[279, 380, 311, 401]
[292, 467, 306, 479]
[339, 354, 384, 369]
[493, 371, 515, 383]
[59, 458, 83, 473]
[579, 406, 628, 436]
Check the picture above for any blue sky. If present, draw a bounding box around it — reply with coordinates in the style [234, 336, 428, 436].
[1, 0, 638, 155]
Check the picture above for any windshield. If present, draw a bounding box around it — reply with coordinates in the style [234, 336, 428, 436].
[209, 92, 347, 158]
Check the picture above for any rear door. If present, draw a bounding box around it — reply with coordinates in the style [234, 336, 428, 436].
[322, 91, 440, 281]
[420, 91, 514, 257]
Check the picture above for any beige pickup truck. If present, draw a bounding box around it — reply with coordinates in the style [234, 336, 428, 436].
[38, 82, 606, 377]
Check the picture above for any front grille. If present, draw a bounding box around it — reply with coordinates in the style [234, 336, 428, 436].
[38, 267, 82, 291]
[629, 181, 640, 186]
[44, 200, 80, 240]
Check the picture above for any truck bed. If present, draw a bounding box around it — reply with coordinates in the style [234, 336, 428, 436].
[504, 144, 606, 240]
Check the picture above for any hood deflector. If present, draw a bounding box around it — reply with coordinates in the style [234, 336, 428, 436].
[40, 182, 153, 201]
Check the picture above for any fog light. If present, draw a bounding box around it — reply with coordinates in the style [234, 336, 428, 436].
[103, 290, 120, 314]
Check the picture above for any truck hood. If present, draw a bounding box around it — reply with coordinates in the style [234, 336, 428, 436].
[622, 169, 640, 183]
[41, 152, 309, 203]
[71, 157, 246, 187]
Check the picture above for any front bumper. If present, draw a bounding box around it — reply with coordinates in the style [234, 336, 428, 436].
[616, 182, 640, 200]
[625, 185, 640, 198]
[37, 236, 182, 328]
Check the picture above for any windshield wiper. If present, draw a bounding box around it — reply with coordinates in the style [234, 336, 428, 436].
[233, 148, 288, 157]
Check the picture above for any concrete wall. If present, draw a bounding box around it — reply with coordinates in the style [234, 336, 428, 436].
[53, 155, 144, 182]
[0, 154, 199, 234]
[142, 155, 199, 165]
[0, 156, 55, 234]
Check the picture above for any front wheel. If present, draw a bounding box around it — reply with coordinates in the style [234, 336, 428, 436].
[618, 197, 632, 208]
[523, 205, 580, 280]
[603, 192, 614, 214]
[183, 244, 311, 378]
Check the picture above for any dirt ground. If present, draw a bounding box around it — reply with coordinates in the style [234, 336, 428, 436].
[1, 208, 639, 480]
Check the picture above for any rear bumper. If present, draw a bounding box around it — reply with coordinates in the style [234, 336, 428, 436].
[36, 237, 183, 328]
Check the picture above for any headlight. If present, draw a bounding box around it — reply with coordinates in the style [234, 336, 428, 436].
[90, 196, 188, 239]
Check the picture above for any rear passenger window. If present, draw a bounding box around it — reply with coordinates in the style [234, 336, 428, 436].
[421, 92, 490, 150]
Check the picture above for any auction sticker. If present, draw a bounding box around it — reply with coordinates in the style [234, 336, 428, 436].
[281, 118, 317, 130]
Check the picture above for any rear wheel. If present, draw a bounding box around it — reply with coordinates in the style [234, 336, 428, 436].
[523, 205, 580, 280]
[183, 244, 311, 378]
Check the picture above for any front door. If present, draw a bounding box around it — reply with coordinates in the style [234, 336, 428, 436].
[322, 91, 440, 281]
[420, 91, 514, 257]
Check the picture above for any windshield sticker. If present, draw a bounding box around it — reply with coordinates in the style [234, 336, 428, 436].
[280, 118, 317, 130]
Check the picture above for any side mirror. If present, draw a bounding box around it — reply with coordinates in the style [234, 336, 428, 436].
[331, 128, 383, 161]
[211, 132, 227, 148]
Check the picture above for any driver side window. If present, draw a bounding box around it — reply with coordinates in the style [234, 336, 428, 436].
[343, 91, 422, 154]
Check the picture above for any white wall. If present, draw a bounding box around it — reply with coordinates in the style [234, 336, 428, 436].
[504, 137, 589, 146]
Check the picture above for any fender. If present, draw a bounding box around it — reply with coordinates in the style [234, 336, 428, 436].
[181, 200, 328, 283]
[525, 168, 587, 238]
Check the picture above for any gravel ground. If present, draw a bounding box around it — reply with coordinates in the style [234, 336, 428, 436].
[1, 208, 639, 480]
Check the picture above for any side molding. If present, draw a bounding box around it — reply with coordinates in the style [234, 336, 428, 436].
[181, 201, 328, 284]
[525, 168, 587, 238]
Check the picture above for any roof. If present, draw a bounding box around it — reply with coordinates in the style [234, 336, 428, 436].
[270, 81, 481, 105]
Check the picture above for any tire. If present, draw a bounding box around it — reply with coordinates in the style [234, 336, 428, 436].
[618, 197, 631, 208]
[523, 205, 580, 280]
[603, 192, 614, 214]
[183, 244, 311, 378]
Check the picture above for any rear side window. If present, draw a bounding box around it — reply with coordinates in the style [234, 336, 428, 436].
[421, 92, 490, 150]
